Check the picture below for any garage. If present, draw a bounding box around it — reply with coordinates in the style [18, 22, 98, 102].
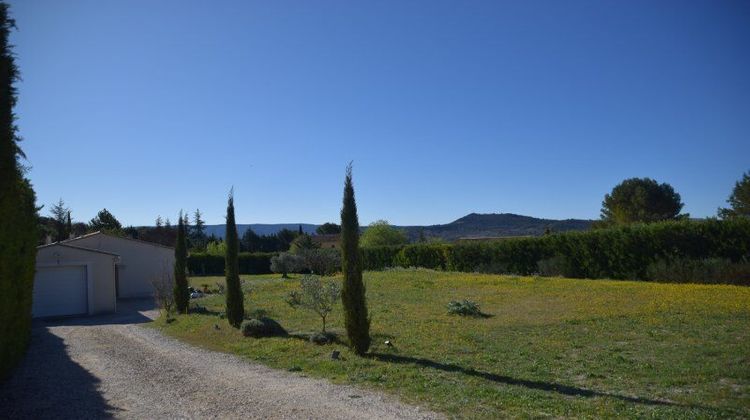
[34, 243, 119, 318]
[32, 266, 88, 318]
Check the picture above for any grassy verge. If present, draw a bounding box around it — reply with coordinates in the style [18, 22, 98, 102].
[149, 270, 750, 418]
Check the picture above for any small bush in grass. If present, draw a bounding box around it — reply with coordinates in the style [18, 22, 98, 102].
[309, 332, 336, 345]
[447, 300, 483, 317]
[240, 317, 287, 338]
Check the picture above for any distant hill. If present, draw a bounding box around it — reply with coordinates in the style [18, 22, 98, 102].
[201, 213, 592, 241]
[400, 213, 592, 241]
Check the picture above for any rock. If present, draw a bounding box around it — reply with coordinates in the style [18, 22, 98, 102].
[331, 350, 340, 360]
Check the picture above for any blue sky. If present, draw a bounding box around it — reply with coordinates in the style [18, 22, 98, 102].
[9, 1, 750, 226]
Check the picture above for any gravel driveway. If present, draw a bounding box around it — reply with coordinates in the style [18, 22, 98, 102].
[0, 300, 440, 419]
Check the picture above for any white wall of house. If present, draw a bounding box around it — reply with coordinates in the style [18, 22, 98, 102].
[34, 244, 118, 317]
[67, 233, 175, 298]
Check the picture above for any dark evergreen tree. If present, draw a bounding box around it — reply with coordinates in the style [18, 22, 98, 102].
[65, 211, 72, 239]
[719, 171, 750, 219]
[340, 163, 370, 355]
[276, 228, 297, 250]
[316, 222, 341, 235]
[224, 190, 244, 327]
[298, 224, 303, 235]
[49, 198, 69, 242]
[240, 227, 261, 252]
[0, 2, 38, 378]
[89, 208, 122, 231]
[173, 211, 189, 314]
[600, 178, 685, 226]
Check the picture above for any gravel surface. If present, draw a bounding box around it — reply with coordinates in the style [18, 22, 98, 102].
[0, 300, 441, 419]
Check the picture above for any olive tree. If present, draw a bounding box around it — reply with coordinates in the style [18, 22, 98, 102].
[286, 275, 341, 333]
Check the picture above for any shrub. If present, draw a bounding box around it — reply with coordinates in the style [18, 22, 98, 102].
[270, 252, 305, 278]
[151, 269, 176, 316]
[447, 300, 483, 317]
[286, 274, 341, 333]
[206, 240, 227, 256]
[309, 332, 336, 345]
[299, 248, 341, 276]
[240, 317, 287, 338]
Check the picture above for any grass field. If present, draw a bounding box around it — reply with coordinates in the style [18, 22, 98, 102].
[150, 270, 750, 418]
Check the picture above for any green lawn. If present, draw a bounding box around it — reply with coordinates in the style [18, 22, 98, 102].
[150, 270, 750, 418]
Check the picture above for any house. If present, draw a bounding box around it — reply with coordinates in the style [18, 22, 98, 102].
[32, 232, 175, 318]
[312, 234, 340, 249]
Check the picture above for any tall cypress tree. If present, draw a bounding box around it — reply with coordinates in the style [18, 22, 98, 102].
[340, 163, 370, 355]
[0, 2, 37, 378]
[173, 211, 189, 314]
[224, 190, 244, 327]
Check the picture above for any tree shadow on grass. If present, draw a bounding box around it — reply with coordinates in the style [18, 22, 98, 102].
[369, 353, 713, 410]
[0, 326, 119, 417]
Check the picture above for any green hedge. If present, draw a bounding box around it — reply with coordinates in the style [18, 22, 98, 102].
[188, 252, 275, 276]
[360, 219, 750, 281]
[361, 246, 402, 271]
[394, 244, 450, 270]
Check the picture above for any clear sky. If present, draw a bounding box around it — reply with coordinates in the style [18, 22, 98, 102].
[8, 0, 750, 226]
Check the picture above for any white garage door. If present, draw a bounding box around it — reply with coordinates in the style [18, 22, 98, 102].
[32, 266, 88, 318]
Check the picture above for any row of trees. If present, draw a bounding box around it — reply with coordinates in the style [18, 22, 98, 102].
[193, 164, 371, 354]
[597, 174, 750, 227]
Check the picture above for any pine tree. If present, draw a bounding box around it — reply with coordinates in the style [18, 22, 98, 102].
[0, 2, 38, 378]
[224, 190, 244, 327]
[340, 163, 370, 355]
[50, 198, 69, 242]
[190, 208, 207, 249]
[88, 208, 122, 231]
[173, 211, 189, 314]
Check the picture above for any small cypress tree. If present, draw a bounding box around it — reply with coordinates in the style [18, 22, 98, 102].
[65, 211, 72, 239]
[224, 190, 244, 327]
[340, 163, 370, 355]
[173, 211, 189, 314]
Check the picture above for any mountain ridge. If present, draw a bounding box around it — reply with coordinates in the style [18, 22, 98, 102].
[200, 213, 593, 241]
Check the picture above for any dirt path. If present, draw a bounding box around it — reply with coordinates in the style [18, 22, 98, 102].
[0, 301, 440, 419]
